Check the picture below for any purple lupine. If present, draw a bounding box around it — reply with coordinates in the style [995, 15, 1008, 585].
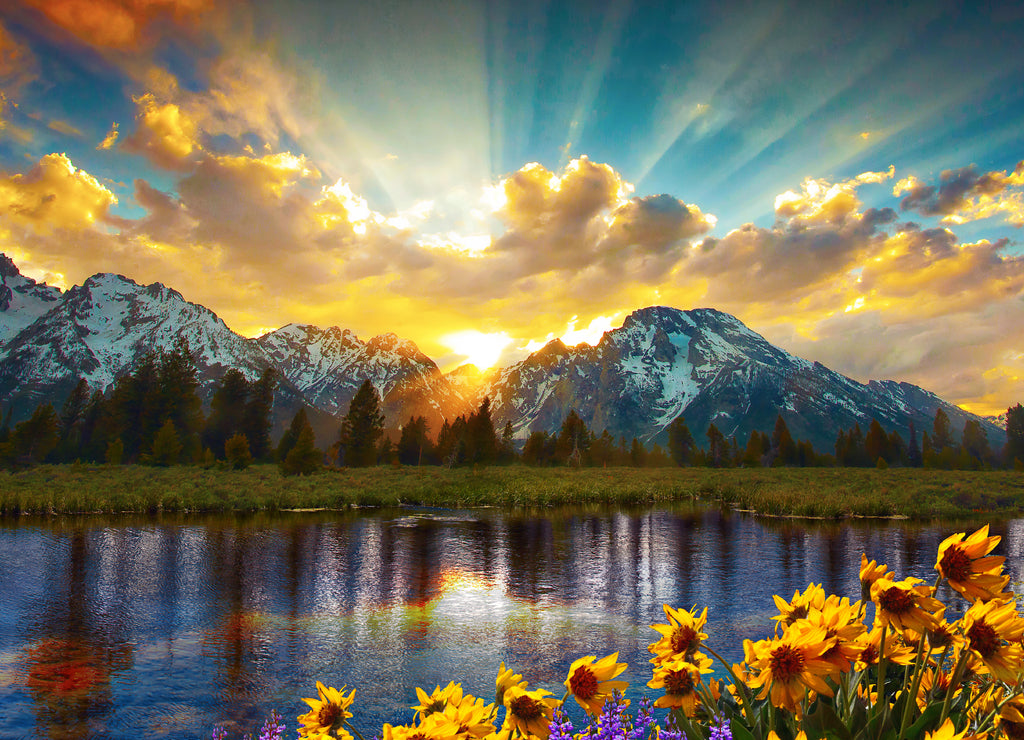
[259, 710, 287, 740]
[656, 713, 687, 740]
[549, 705, 577, 740]
[212, 728, 228, 740]
[628, 696, 655, 740]
[707, 718, 731, 740]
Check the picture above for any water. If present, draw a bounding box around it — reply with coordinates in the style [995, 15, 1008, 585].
[1, 505, 1020, 739]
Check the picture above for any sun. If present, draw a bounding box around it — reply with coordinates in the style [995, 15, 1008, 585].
[441, 330, 513, 371]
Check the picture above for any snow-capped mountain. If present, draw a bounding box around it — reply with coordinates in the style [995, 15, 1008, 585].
[257, 324, 471, 431]
[472, 306, 1006, 452]
[0, 255, 62, 344]
[0, 271, 272, 416]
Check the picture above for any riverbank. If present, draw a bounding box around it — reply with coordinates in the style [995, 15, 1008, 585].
[1, 463, 1021, 519]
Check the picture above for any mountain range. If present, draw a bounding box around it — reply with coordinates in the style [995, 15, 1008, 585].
[0, 253, 1006, 453]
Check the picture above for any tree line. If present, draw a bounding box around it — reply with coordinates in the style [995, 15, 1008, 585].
[2, 344, 1022, 474]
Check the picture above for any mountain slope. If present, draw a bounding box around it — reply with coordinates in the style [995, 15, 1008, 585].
[475, 306, 1005, 453]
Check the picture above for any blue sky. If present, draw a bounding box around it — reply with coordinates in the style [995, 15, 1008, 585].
[0, 0, 1022, 414]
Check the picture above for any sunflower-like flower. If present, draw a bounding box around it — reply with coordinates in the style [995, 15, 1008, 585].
[859, 554, 891, 603]
[563, 652, 629, 715]
[647, 653, 713, 715]
[500, 685, 558, 740]
[962, 598, 1024, 682]
[806, 595, 866, 673]
[923, 718, 970, 740]
[871, 576, 943, 634]
[745, 622, 836, 715]
[495, 662, 527, 706]
[936, 525, 1010, 603]
[998, 694, 1024, 740]
[413, 681, 467, 722]
[853, 623, 917, 671]
[648, 604, 708, 665]
[425, 696, 496, 739]
[298, 682, 356, 739]
[771, 583, 826, 632]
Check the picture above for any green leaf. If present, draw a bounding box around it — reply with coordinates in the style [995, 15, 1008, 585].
[901, 704, 945, 740]
[801, 701, 853, 740]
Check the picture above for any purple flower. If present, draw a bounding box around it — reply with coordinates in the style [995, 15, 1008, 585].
[259, 710, 287, 740]
[656, 713, 687, 740]
[212, 728, 228, 740]
[549, 705, 576, 740]
[708, 717, 732, 740]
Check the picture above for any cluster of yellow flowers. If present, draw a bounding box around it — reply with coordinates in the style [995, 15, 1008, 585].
[297, 525, 1024, 740]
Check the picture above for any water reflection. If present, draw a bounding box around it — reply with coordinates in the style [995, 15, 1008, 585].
[1, 507, 1020, 739]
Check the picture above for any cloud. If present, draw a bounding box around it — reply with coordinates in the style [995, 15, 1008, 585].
[895, 161, 1024, 226]
[47, 119, 82, 137]
[123, 93, 200, 169]
[0, 20, 37, 130]
[0, 152, 117, 233]
[25, 0, 213, 50]
[96, 122, 119, 149]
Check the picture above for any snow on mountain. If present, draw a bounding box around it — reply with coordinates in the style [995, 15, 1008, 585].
[478, 305, 1005, 453]
[0, 271, 271, 416]
[0, 254, 62, 344]
[257, 324, 472, 430]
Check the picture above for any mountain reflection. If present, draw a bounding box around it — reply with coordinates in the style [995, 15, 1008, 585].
[0, 507, 1020, 739]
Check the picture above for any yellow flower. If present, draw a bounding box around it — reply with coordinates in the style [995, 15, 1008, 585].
[962, 598, 1024, 683]
[745, 622, 836, 715]
[648, 604, 708, 665]
[413, 681, 466, 722]
[853, 623, 917, 671]
[924, 718, 969, 740]
[998, 695, 1024, 740]
[495, 662, 527, 706]
[297, 682, 356, 739]
[647, 653, 713, 715]
[859, 554, 891, 602]
[768, 732, 807, 740]
[807, 595, 866, 673]
[916, 666, 955, 712]
[426, 696, 496, 739]
[500, 685, 557, 740]
[771, 583, 826, 632]
[936, 525, 1010, 603]
[871, 577, 943, 634]
[564, 652, 629, 716]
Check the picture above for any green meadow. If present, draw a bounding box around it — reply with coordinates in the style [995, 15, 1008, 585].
[0, 464, 1021, 519]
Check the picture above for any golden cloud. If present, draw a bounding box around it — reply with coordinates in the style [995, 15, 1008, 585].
[895, 161, 1024, 226]
[0, 152, 117, 233]
[96, 122, 119, 150]
[124, 93, 200, 169]
[26, 0, 213, 50]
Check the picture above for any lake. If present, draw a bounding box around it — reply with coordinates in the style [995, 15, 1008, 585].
[1, 505, 1020, 739]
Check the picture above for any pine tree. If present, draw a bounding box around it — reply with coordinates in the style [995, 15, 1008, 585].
[706, 423, 727, 467]
[282, 424, 321, 475]
[591, 429, 615, 467]
[204, 368, 250, 458]
[242, 367, 277, 461]
[743, 430, 765, 467]
[225, 432, 253, 469]
[907, 421, 922, 467]
[277, 408, 310, 462]
[667, 416, 695, 467]
[771, 415, 797, 466]
[555, 409, 590, 465]
[864, 419, 890, 465]
[3, 403, 59, 468]
[498, 421, 516, 464]
[629, 437, 646, 467]
[56, 378, 90, 462]
[466, 397, 498, 464]
[522, 430, 553, 466]
[338, 380, 385, 467]
[397, 416, 431, 465]
[150, 419, 183, 466]
[155, 340, 202, 459]
[961, 419, 990, 468]
[932, 408, 953, 451]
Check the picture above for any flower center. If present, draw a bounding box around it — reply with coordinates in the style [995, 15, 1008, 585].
[569, 666, 599, 700]
[664, 669, 695, 696]
[967, 620, 1000, 658]
[940, 546, 973, 583]
[671, 625, 699, 655]
[510, 695, 542, 721]
[769, 643, 805, 682]
[877, 586, 915, 614]
[318, 702, 342, 733]
[860, 644, 878, 665]
[785, 605, 809, 625]
[1005, 720, 1024, 740]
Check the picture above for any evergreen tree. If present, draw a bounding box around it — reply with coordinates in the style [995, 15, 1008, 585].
[106, 353, 160, 462]
[743, 431, 765, 467]
[1004, 404, 1024, 468]
[629, 437, 647, 467]
[204, 368, 250, 458]
[397, 416, 431, 465]
[242, 367, 277, 461]
[282, 424, 321, 475]
[555, 409, 590, 465]
[378, 436, 395, 465]
[56, 378, 90, 462]
[150, 419, 183, 466]
[277, 408, 310, 462]
[465, 397, 498, 465]
[2, 403, 58, 468]
[771, 415, 797, 466]
[667, 416, 695, 467]
[591, 429, 616, 467]
[961, 419, 991, 468]
[864, 419, 890, 465]
[887, 430, 907, 466]
[338, 380, 385, 467]
[932, 408, 954, 451]
[498, 421, 517, 464]
[522, 430, 554, 466]
[706, 423, 727, 467]
[155, 340, 202, 459]
[225, 433, 253, 469]
[907, 421, 922, 468]
[796, 439, 817, 467]
[105, 437, 124, 465]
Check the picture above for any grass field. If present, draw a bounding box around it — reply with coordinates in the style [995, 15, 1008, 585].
[0, 463, 1021, 519]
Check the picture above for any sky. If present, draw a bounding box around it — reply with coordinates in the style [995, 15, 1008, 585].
[0, 0, 1022, 416]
